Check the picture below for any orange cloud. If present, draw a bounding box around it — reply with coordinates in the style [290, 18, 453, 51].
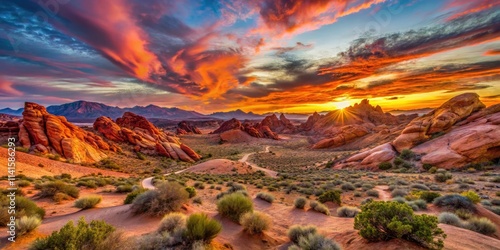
[444, 1, 500, 20]
[484, 49, 500, 56]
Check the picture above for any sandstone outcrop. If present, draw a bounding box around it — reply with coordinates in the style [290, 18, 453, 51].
[335, 93, 500, 170]
[259, 114, 296, 134]
[176, 121, 202, 135]
[18, 102, 118, 163]
[94, 113, 200, 162]
[392, 93, 485, 152]
[211, 117, 279, 140]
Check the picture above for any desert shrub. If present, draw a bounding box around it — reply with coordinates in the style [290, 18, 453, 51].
[378, 162, 393, 170]
[115, 184, 133, 193]
[413, 199, 428, 209]
[288, 225, 318, 243]
[240, 211, 271, 234]
[136, 151, 146, 160]
[400, 149, 415, 160]
[132, 182, 189, 216]
[434, 172, 452, 183]
[318, 190, 341, 205]
[391, 189, 407, 198]
[38, 181, 79, 200]
[465, 217, 497, 235]
[193, 182, 205, 190]
[185, 213, 222, 243]
[393, 157, 404, 167]
[438, 212, 462, 227]
[337, 206, 360, 217]
[30, 217, 115, 250]
[124, 188, 146, 204]
[16, 216, 42, 236]
[361, 198, 373, 205]
[217, 192, 253, 222]
[158, 212, 186, 233]
[0, 196, 45, 226]
[185, 186, 197, 198]
[366, 189, 379, 198]
[95, 158, 120, 170]
[312, 202, 330, 215]
[492, 199, 500, 206]
[454, 209, 473, 220]
[295, 233, 342, 250]
[294, 197, 307, 209]
[18, 180, 31, 188]
[193, 197, 202, 204]
[354, 201, 446, 250]
[256, 192, 275, 203]
[419, 191, 441, 203]
[341, 182, 355, 191]
[461, 190, 480, 204]
[74, 195, 102, 209]
[410, 184, 429, 190]
[433, 194, 475, 212]
[422, 163, 433, 171]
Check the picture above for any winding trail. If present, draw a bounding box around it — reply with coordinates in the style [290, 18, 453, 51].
[142, 145, 277, 190]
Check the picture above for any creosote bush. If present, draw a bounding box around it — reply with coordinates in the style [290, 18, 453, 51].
[0, 196, 45, 226]
[38, 181, 79, 200]
[256, 192, 275, 203]
[433, 194, 475, 212]
[217, 192, 253, 222]
[318, 190, 341, 205]
[354, 201, 446, 250]
[288, 225, 318, 243]
[240, 211, 271, 234]
[132, 182, 189, 216]
[185, 186, 197, 198]
[461, 190, 480, 204]
[294, 233, 342, 250]
[74, 195, 102, 209]
[438, 212, 462, 227]
[310, 201, 330, 215]
[124, 188, 146, 204]
[419, 191, 441, 203]
[378, 162, 393, 170]
[294, 197, 307, 209]
[465, 217, 497, 235]
[16, 216, 42, 236]
[185, 213, 222, 243]
[337, 206, 360, 218]
[30, 217, 115, 250]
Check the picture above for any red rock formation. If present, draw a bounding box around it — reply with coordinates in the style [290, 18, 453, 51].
[335, 93, 500, 170]
[259, 114, 296, 134]
[18, 102, 117, 163]
[312, 125, 370, 149]
[94, 113, 201, 162]
[300, 112, 322, 131]
[176, 121, 201, 135]
[211, 118, 280, 140]
[393, 93, 485, 152]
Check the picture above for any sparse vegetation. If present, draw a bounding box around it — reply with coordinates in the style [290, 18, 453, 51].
[337, 206, 360, 217]
[37, 181, 79, 200]
[0, 196, 45, 226]
[217, 192, 253, 222]
[16, 216, 42, 236]
[132, 182, 189, 216]
[288, 225, 318, 244]
[124, 188, 146, 204]
[318, 190, 341, 205]
[433, 194, 475, 212]
[74, 195, 102, 209]
[378, 162, 393, 170]
[240, 211, 271, 234]
[184, 213, 222, 243]
[354, 201, 446, 249]
[294, 197, 307, 209]
[256, 192, 275, 203]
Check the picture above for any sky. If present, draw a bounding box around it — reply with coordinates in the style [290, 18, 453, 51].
[0, 0, 499, 114]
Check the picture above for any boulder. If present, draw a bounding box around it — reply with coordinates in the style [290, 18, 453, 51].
[94, 112, 200, 162]
[336, 143, 396, 170]
[18, 102, 114, 163]
[312, 125, 369, 149]
[393, 93, 485, 152]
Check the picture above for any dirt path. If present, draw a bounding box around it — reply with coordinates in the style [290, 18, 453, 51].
[142, 146, 277, 190]
[374, 185, 391, 201]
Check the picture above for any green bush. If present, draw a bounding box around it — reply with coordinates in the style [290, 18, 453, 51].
[136, 151, 147, 160]
[16, 216, 42, 236]
[341, 183, 355, 191]
[354, 201, 446, 249]
[366, 189, 379, 198]
[433, 194, 475, 212]
[318, 190, 341, 205]
[124, 188, 146, 204]
[30, 217, 115, 250]
[158, 212, 186, 233]
[465, 217, 497, 235]
[185, 213, 222, 243]
[337, 206, 360, 218]
[74, 196, 102, 209]
[434, 172, 452, 183]
[217, 192, 253, 222]
[132, 182, 189, 216]
[240, 211, 271, 234]
[185, 186, 197, 198]
[294, 197, 307, 209]
[393, 157, 404, 167]
[38, 181, 79, 200]
[115, 184, 133, 193]
[391, 189, 407, 198]
[461, 190, 480, 204]
[288, 225, 317, 243]
[400, 149, 415, 160]
[438, 212, 462, 227]
[295, 233, 342, 250]
[423, 163, 433, 171]
[419, 191, 441, 203]
[378, 162, 393, 170]
[256, 192, 275, 203]
[0, 196, 45, 226]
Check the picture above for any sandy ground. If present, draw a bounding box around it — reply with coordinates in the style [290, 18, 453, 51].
[238, 146, 278, 177]
[0, 148, 129, 178]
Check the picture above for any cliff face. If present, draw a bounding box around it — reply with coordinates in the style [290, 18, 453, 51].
[18, 102, 118, 163]
[94, 113, 201, 163]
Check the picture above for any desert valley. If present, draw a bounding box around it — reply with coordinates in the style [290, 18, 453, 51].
[0, 92, 498, 250]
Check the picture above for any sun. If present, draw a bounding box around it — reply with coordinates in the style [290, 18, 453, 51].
[334, 101, 351, 110]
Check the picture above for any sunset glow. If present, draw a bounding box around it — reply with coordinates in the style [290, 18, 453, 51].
[0, 0, 499, 113]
